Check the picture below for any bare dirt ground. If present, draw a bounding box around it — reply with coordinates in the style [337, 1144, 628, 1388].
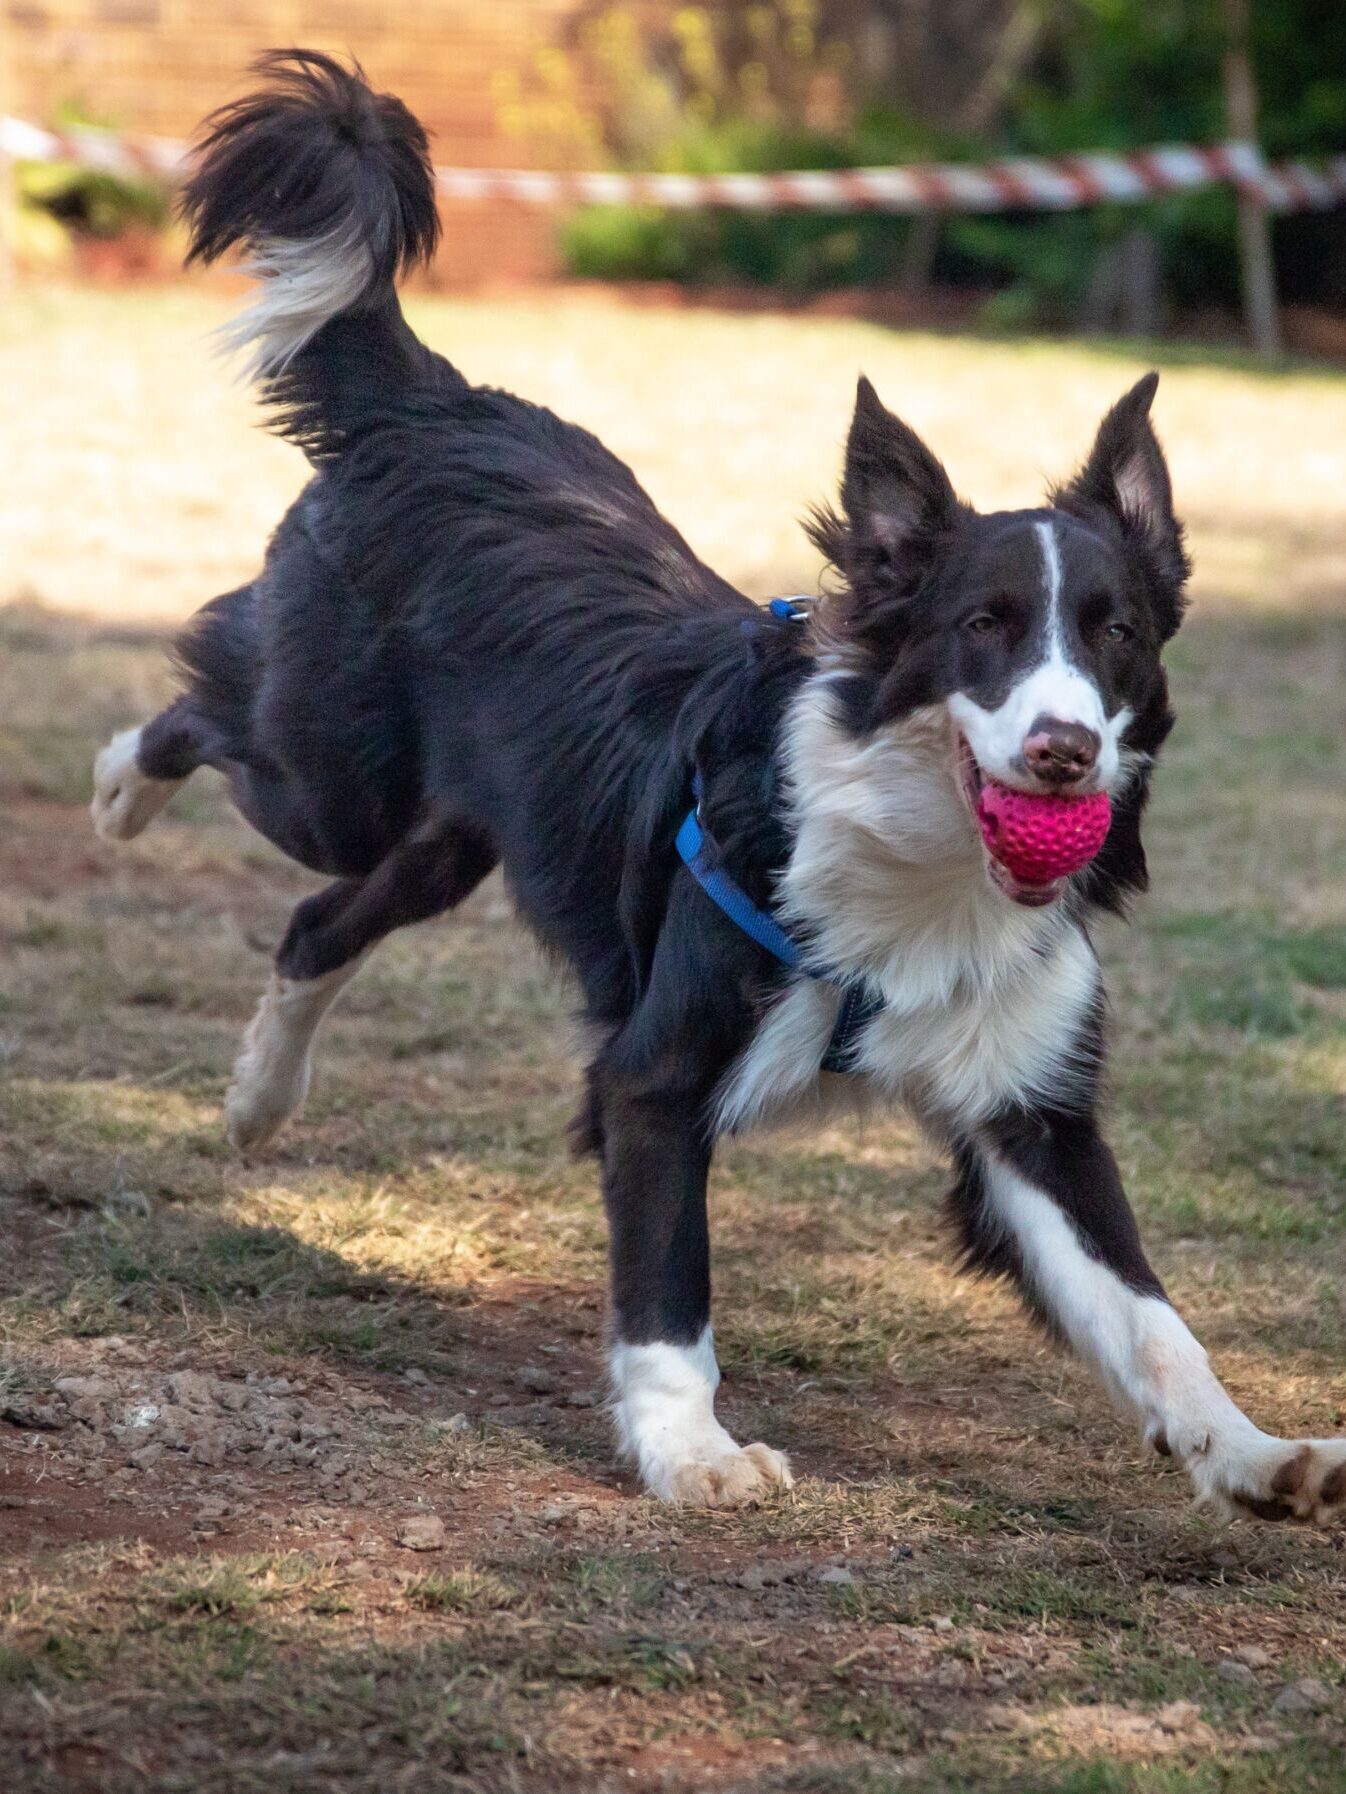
[2, 286, 1346, 1792]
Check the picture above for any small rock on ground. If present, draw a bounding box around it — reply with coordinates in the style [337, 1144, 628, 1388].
[515, 1366, 557, 1395]
[728, 1558, 811, 1591]
[1231, 1644, 1274, 1670]
[394, 1513, 446, 1552]
[429, 1413, 471, 1437]
[1271, 1678, 1332, 1716]
[1156, 1701, 1203, 1734]
[1217, 1659, 1256, 1686]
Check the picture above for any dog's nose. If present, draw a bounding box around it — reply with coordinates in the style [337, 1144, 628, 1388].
[1023, 716, 1101, 787]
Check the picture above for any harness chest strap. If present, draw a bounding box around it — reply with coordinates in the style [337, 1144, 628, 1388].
[674, 797, 881, 1073]
[675, 602, 882, 1074]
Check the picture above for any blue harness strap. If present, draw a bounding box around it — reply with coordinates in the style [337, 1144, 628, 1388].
[675, 769, 881, 1074]
[674, 803, 803, 970]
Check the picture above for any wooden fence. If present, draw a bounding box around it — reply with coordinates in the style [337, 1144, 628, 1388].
[4, 0, 582, 279]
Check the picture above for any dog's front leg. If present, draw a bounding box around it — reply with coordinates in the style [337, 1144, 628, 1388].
[599, 1079, 793, 1507]
[955, 1110, 1346, 1524]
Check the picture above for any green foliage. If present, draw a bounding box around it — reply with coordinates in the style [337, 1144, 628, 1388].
[562, 109, 942, 288]
[18, 159, 168, 240]
[15, 101, 171, 252]
[521, 2, 937, 289]
[518, 0, 1346, 326]
[978, 0, 1346, 318]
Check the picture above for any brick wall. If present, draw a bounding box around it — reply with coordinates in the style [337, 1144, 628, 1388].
[6, 0, 582, 279]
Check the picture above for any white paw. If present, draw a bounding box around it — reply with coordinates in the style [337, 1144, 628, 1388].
[1188, 1432, 1346, 1526]
[91, 727, 182, 841]
[225, 1057, 311, 1154]
[610, 1334, 794, 1509]
[648, 1436, 795, 1509]
[225, 977, 314, 1153]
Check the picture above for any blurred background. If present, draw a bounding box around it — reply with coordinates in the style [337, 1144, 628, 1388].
[3, 0, 1345, 344]
[3, 0, 1344, 626]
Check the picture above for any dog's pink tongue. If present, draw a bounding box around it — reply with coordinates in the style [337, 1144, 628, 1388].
[976, 781, 1111, 886]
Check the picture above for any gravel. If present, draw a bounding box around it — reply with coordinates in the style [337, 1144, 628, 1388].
[29, 1364, 429, 1499]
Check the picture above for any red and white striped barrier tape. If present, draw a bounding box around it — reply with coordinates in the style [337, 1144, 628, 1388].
[435, 144, 1346, 213]
[2, 115, 1343, 215]
[0, 115, 186, 181]
[1259, 156, 1346, 211]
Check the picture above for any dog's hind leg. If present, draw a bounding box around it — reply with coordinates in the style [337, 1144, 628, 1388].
[226, 814, 498, 1152]
[225, 956, 366, 1154]
[95, 583, 260, 843]
[91, 699, 205, 841]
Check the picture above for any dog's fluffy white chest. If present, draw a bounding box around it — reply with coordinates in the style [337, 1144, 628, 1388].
[714, 680, 1100, 1137]
[714, 924, 1098, 1136]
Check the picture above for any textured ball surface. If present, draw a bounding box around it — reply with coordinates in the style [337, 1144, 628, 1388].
[976, 782, 1111, 885]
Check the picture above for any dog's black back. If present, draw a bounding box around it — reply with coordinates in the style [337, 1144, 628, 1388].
[174, 55, 808, 1042]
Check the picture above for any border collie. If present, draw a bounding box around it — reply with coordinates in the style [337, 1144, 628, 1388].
[93, 52, 1345, 1523]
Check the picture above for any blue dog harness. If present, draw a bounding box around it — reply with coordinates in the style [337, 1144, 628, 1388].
[674, 597, 883, 1073]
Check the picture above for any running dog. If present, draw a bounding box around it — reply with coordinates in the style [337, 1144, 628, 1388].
[94, 51, 1346, 1521]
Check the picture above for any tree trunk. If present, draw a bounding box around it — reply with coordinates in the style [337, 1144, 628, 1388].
[898, 0, 1057, 297]
[1222, 0, 1281, 356]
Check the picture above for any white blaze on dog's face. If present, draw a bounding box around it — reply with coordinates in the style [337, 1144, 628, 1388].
[946, 517, 1134, 796]
[804, 372, 1189, 903]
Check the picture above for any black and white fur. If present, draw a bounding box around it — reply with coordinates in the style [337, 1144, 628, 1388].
[94, 52, 1346, 1523]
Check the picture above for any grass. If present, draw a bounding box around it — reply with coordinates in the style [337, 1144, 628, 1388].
[1, 285, 1345, 1791]
[403, 1567, 518, 1613]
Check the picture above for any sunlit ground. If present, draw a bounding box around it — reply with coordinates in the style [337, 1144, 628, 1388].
[3, 283, 1344, 623]
[1, 284, 1345, 1792]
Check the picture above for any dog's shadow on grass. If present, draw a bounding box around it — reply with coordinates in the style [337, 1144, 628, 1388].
[1, 1172, 633, 1480]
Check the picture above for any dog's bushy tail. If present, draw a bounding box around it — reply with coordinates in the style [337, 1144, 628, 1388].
[181, 49, 440, 456]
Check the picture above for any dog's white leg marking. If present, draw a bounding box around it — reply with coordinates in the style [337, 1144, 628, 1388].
[226, 959, 365, 1153]
[91, 726, 186, 841]
[981, 1151, 1346, 1523]
[610, 1328, 794, 1508]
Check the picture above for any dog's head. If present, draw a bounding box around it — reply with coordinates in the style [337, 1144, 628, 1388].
[806, 372, 1189, 910]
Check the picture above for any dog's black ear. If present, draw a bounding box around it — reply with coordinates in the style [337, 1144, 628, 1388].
[809, 377, 961, 606]
[1055, 374, 1190, 635]
[841, 376, 959, 563]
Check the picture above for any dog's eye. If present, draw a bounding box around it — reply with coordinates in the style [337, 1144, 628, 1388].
[965, 613, 1001, 636]
[1104, 621, 1135, 643]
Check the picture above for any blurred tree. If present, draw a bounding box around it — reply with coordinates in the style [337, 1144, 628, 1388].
[502, 0, 1346, 329]
[812, 0, 1040, 128]
[999, 0, 1346, 318]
